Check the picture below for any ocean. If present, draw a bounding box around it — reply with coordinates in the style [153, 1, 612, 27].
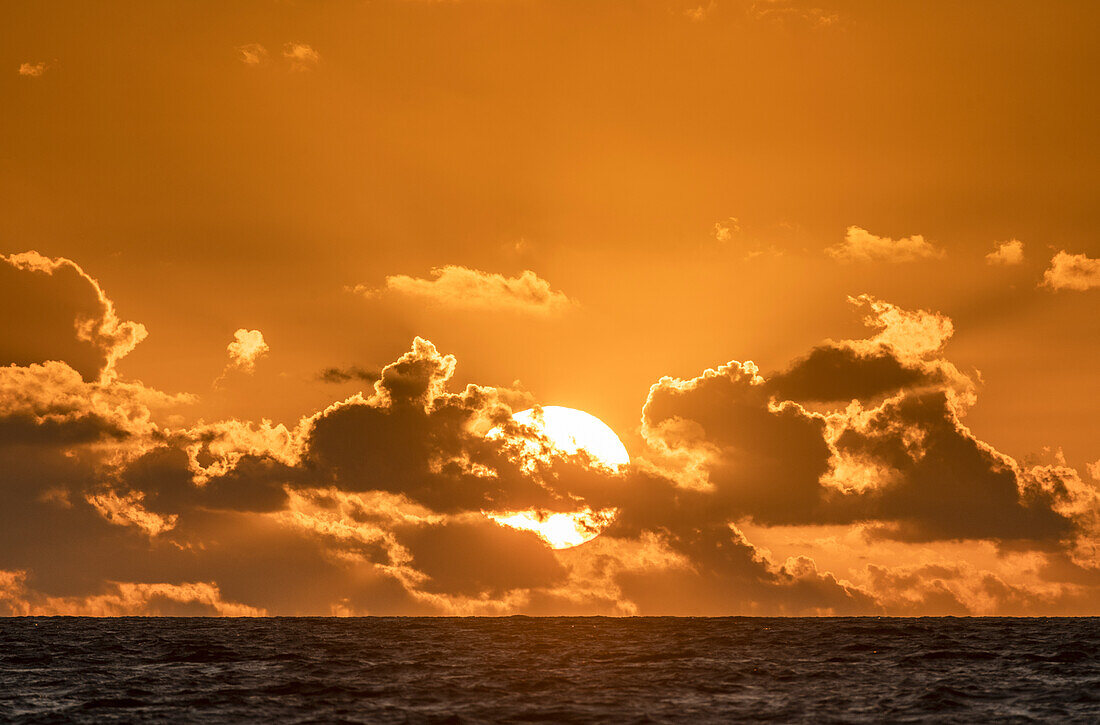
[1, 617, 1098, 722]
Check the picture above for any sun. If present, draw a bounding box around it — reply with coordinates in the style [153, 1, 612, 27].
[511, 406, 631, 469]
[486, 406, 628, 549]
[487, 508, 616, 550]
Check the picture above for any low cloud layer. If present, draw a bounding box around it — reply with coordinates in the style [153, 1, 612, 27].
[828, 226, 945, 263]
[362, 266, 574, 315]
[1, 251, 1097, 616]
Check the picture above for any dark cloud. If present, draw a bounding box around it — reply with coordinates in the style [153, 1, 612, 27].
[0, 252, 146, 381]
[835, 391, 1075, 546]
[398, 521, 567, 597]
[121, 446, 294, 515]
[639, 360, 834, 526]
[765, 344, 941, 403]
[317, 366, 380, 384]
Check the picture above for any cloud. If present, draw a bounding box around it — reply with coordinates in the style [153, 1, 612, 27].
[630, 294, 1073, 551]
[1, 250, 1097, 615]
[986, 239, 1024, 265]
[713, 217, 740, 242]
[827, 226, 945, 263]
[18, 62, 48, 77]
[847, 294, 955, 359]
[283, 43, 320, 71]
[365, 266, 574, 315]
[236, 43, 269, 66]
[225, 328, 269, 372]
[750, 0, 840, 28]
[765, 345, 943, 403]
[0, 251, 148, 382]
[317, 365, 380, 384]
[684, 2, 716, 22]
[0, 571, 263, 616]
[1042, 251, 1100, 291]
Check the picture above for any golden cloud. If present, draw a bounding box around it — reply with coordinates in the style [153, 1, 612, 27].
[985, 239, 1024, 265]
[226, 328, 269, 372]
[1042, 251, 1100, 291]
[827, 226, 945, 263]
[364, 266, 574, 315]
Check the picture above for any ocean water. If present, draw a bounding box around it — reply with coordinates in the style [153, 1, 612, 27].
[1, 617, 1098, 723]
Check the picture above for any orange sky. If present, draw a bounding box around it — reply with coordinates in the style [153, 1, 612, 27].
[1, 0, 1098, 616]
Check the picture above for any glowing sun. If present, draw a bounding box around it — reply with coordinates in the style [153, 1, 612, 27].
[487, 406, 628, 549]
[511, 406, 630, 469]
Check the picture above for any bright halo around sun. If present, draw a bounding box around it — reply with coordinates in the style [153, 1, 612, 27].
[486, 406, 628, 549]
[511, 406, 630, 470]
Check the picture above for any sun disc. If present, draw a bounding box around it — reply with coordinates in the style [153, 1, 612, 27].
[486, 406, 628, 548]
[511, 406, 630, 469]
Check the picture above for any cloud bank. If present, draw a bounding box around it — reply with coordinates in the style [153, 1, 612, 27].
[1, 251, 1097, 616]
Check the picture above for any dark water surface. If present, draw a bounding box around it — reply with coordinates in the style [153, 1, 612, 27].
[1, 617, 1098, 723]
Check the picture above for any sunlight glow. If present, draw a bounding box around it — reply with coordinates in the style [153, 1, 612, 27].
[511, 406, 630, 469]
[485, 406, 629, 548]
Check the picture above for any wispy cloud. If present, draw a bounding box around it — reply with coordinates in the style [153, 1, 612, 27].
[750, 0, 840, 28]
[684, 1, 717, 22]
[283, 42, 320, 71]
[317, 365, 379, 384]
[236, 43, 269, 66]
[18, 62, 48, 78]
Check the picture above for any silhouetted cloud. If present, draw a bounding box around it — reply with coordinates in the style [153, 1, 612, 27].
[0, 251, 147, 382]
[317, 366, 380, 384]
[765, 345, 941, 403]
